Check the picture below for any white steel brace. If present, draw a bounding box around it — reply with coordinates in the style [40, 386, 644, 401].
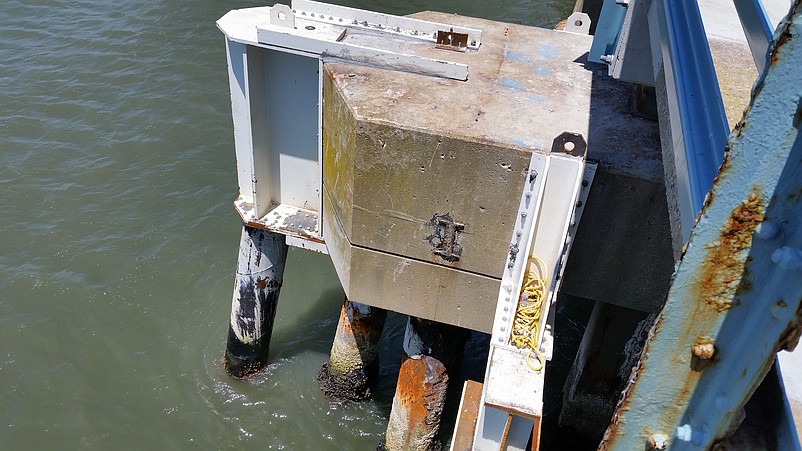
[470, 154, 595, 450]
[255, 1, 481, 81]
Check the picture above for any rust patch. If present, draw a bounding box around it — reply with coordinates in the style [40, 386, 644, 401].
[336, 299, 353, 336]
[255, 277, 267, 290]
[770, 28, 793, 66]
[770, 2, 800, 66]
[676, 369, 702, 410]
[435, 29, 469, 52]
[397, 357, 429, 440]
[693, 191, 765, 313]
[733, 119, 747, 139]
[395, 356, 448, 447]
[776, 299, 802, 352]
[345, 300, 387, 344]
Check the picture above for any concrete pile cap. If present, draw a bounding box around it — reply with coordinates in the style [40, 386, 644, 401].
[326, 11, 663, 183]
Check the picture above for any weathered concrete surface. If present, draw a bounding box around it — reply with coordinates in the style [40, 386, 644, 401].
[324, 11, 672, 324]
[560, 302, 654, 439]
[561, 171, 674, 313]
[317, 298, 387, 401]
[654, 68, 685, 262]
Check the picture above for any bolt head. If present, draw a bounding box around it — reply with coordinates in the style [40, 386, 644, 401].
[648, 433, 670, 449]
[756, 221, 780, 240]
[692, 338, 716, 360]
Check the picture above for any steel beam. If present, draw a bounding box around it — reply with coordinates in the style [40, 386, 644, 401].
[599, 3, 802, 448]
[733, 0, 774, 73]
[653, 0, 730, 243]
[589, 0, 629, 64]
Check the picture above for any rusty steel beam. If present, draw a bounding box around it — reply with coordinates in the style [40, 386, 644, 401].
[599, 2, 802, 449]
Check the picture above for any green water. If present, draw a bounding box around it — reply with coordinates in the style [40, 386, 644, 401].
[0, 1, 574, 448]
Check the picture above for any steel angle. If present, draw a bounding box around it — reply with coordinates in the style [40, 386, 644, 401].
[256, 5, 471, 80]
[291, 0, 482, 49]
[654, 0, 729, 241]
[733, 0, 775, 73]
[539, 161, 597, 360]
[489, 153, 550, 349]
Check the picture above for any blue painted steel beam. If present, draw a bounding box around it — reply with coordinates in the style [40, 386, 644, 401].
[589, 0, 629, 63]
[655, 0, 730, 238]
[733, 0, 775, 73]
[599, 2, 802, 448]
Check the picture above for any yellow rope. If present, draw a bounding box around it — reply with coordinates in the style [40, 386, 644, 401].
[509, 256, 547, 372]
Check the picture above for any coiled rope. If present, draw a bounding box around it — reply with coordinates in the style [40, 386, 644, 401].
[509, 256, 547, 372]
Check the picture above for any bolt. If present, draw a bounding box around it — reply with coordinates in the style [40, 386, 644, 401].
[714, 394, 728, 410]
[676, 424, 709, 446]
[600, 54, 614, 64]
[676, 424, 691, 441]
[529, 170, 538, 182]
[581, 179, 589, 187]
[755, 221, 780, 240]
[521, 211, 528, 218]
[772, 246, 802, 270]
[692, 337, 716, 360]
[575, 200, 583, 208]
[647, 433, 669, 450]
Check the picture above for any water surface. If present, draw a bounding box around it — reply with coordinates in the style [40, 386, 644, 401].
[0, 0, 574, 448]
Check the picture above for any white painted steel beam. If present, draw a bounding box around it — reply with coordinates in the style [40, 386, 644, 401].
[473, 153, 595, 449]
[255, 4, 473, 81]
[218, 3, 481, 252]
[291, 0, 482, 49]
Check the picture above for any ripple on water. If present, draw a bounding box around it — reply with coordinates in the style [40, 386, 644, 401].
[0, 0, 575, 448]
